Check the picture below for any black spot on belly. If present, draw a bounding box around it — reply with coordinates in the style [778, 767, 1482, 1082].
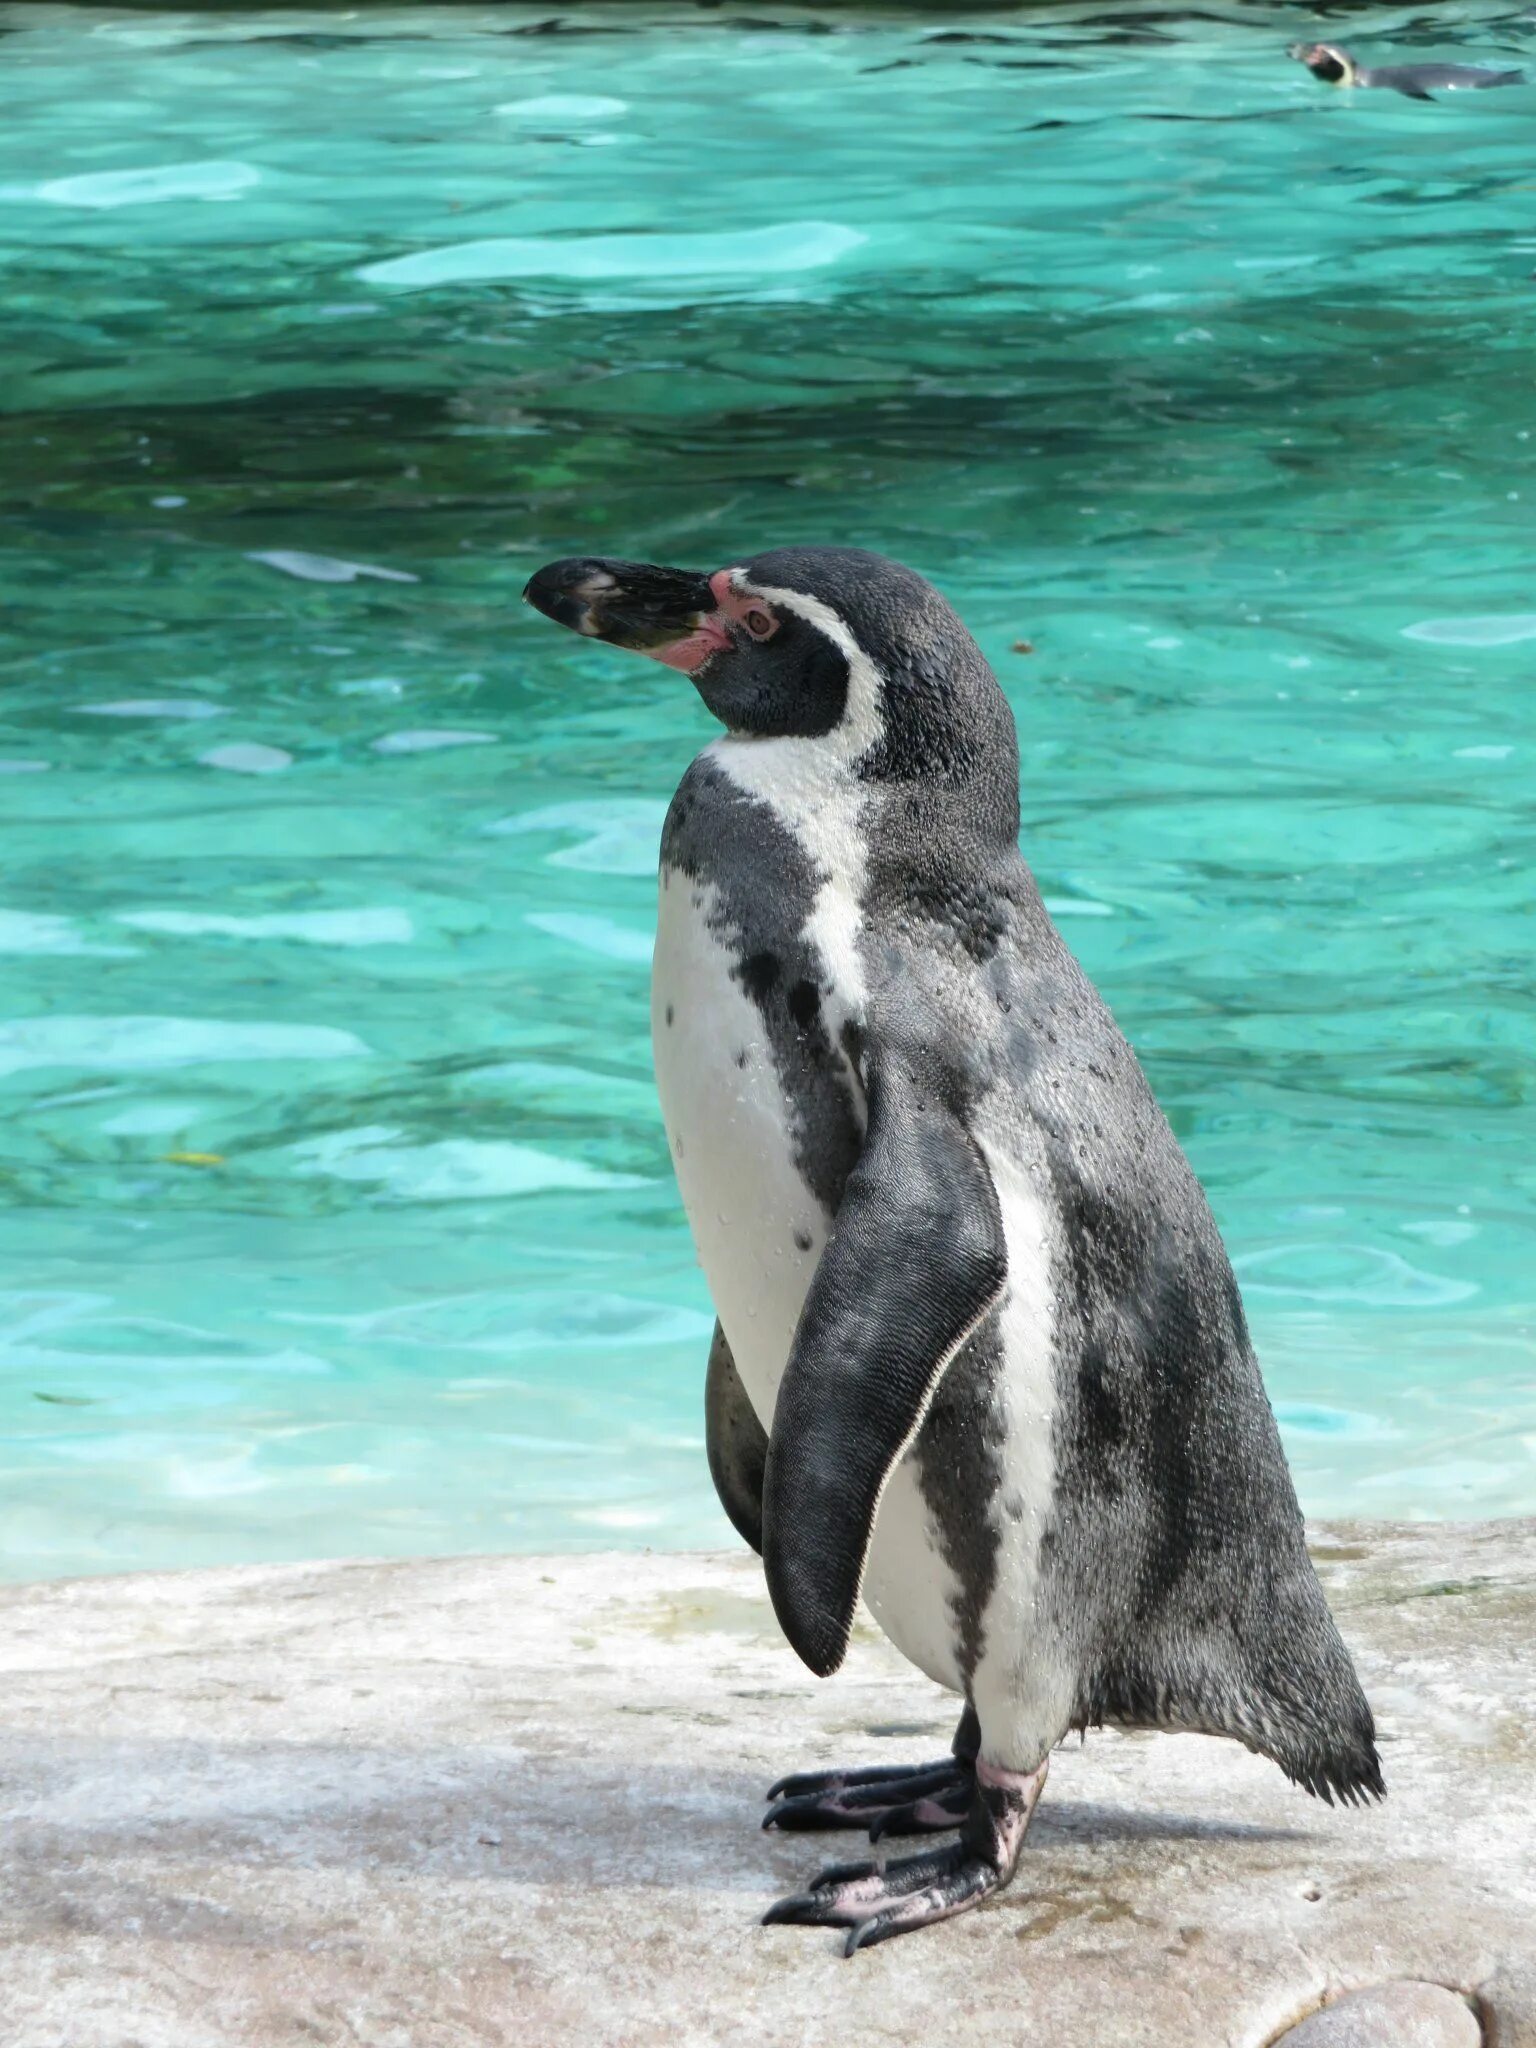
[738, 951, 780, 1003]
[664, 1003, 674, 1028]
[841, 1018, 866, 1081]
[734, 1048, 749, 1070]
[793, 1227, 813, 1253]
[787, 979, 819, 1029]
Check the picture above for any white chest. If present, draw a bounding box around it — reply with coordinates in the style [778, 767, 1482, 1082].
[648, 735, 996, 1696]
[649, 851, 967, 1697]
[650, 865, 827, 1430]
[650, 733, 871, 1427]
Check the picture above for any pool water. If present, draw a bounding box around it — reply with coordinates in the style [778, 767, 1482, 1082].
[2, 2, 1533, 1579]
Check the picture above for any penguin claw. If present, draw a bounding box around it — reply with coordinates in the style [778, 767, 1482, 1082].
[761, 1891, 829, 1928]
[763, 1794, 887, 1833]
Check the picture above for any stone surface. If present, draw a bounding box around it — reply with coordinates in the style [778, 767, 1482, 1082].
[1484, 1968, 1536, 2048]
[0, 1519, 1531, 2048]
[1274, 1981, 1483, 2047]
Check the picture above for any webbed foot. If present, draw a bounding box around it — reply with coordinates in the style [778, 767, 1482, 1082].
[763, 1756, 1047, 1955]
[762, 1705, 977, 1840]
[763, 1754, 973, 1838]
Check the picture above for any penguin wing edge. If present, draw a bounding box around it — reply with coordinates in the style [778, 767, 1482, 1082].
[761, 1059, 1007, 1677]
[705, 1320, 768, 1555]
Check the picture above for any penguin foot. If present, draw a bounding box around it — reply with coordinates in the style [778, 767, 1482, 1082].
[762, 1756, 1047, 1954]
[762, 1756, 972, 1837]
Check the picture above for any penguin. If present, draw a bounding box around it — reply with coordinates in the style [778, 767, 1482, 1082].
[523, 547, 1383, 1953]
[1289, 40, 1523, 98]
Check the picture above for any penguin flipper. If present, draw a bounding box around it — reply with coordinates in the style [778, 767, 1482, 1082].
[761, 1055, 1007, 1678]
[705, 1320, 767, 1554]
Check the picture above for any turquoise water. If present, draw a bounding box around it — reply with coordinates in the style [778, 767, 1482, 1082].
[2, 2, 1533, 1579]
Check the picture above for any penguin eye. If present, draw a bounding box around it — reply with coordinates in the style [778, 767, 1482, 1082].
[742, 605, 777, 641]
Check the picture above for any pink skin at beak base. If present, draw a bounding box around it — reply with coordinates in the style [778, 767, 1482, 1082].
[645, 567, 749, 674]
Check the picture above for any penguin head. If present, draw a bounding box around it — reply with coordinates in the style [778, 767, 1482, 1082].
[524, 551, 850, 739]
[1289, 41, 1357, 85]
[525, 545, 1017, 805]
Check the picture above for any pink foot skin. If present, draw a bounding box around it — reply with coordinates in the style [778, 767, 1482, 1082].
[763, 1756, 1048, 1956]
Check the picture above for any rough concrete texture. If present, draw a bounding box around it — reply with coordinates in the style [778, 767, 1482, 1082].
[0, 1520, 1531, 2048]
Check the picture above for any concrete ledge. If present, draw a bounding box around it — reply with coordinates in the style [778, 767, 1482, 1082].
[1, 1520, 1532, 2046]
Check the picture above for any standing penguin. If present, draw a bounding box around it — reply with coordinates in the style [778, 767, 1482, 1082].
[524, 547, 1383, 1953]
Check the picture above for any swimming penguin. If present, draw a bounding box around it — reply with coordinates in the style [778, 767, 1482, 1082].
[524, 547, 1383, 1953]
[1289, 39, 1523, 97]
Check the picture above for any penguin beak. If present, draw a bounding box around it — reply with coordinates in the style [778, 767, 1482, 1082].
[523, 557, 732, 675]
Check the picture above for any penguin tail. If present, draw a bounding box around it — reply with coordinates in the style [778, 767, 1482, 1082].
[1067, 1560, 1387, 1808]
[1279, 1720, 1386, 1808]
[1247, 1625, 1386, 1808]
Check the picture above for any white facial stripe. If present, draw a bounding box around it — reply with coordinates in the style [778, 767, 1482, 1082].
[703, 573, 889, 1021]
[728, 573, 886, 764]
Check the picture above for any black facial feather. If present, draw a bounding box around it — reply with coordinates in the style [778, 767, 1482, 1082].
[736, 546, 1020, 820]
[694, 609, 849, 738]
